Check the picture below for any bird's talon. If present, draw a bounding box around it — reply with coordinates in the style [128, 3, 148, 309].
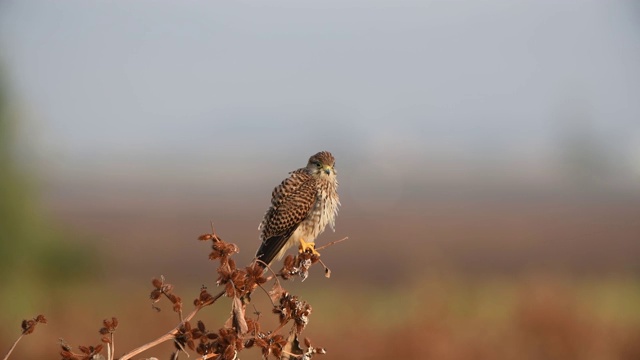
[299, 238, 321, 257]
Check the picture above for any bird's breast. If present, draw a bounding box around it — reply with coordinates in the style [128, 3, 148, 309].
[300, 180, 339, 239]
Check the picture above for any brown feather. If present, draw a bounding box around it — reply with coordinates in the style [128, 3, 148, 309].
[256, 171, 317, 266]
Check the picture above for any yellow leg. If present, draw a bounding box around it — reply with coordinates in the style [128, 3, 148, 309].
[299, 238, 320, 256]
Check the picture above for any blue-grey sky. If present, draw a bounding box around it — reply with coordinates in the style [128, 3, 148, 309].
[2, 0, 640, 193]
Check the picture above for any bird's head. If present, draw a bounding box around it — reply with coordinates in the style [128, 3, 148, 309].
[306, 151, 337, 178]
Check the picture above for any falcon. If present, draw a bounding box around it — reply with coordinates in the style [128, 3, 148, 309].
[255, 151, 340, 267]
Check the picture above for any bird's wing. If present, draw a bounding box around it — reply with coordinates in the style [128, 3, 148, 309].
[256, 170, 317, 266]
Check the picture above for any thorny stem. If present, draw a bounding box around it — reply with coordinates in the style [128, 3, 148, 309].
[1, 334, 24, 360]
[117, 290, 225, 360]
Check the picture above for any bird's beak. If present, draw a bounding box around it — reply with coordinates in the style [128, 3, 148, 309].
[323, 166, 332, 175]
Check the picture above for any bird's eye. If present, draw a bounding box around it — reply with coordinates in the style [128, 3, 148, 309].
[316, 162, 322, 167]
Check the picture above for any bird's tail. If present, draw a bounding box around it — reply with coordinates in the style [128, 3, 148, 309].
[255, 229, 296, 269]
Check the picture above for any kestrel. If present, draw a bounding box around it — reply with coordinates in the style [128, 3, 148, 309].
[255, 151, 340, 267]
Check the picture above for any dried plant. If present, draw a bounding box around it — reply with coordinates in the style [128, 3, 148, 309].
[2, 224, 346, 360]
[1, 315, 47, 360]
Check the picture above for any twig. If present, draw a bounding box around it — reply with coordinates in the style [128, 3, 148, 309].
[256, 283, 278, 307]
[281, 350, 302, 359]
[110, 332, 115, 360]
[197, 353, 219, 359]
[117, 290, 225, 360]
[315, 236, 348, 250]
[256, 259, 282, 288]
[173, 338, 188, 358]
[267, 322, 289, 339]
[3, 315, 47, 360]
[1, 334, 24, 360]
[317, 259, 332, 278]
[160, 288, 184, 323]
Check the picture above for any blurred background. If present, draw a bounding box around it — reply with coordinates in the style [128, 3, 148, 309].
[1, 0, 640, 358]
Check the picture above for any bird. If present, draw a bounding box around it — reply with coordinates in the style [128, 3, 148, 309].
[255, 151, 340, 268]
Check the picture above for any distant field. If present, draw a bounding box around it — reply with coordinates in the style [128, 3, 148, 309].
[43, 186, 640, 280]
[2, 276, 639, 359]
[2, 186, 635, 358]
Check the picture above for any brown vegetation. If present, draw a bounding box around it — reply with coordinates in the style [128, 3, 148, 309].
[2, 226, 344, 360]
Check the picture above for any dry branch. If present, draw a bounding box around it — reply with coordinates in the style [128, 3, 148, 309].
[5, 226, 345, 360]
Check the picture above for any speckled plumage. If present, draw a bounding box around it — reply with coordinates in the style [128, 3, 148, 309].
[256, 151, 340, 266]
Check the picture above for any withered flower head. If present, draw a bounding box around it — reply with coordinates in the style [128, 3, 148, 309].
[171, 295, 183, 313]
[194, 286, 214, 306]
[268, 334, 288, 358]
[149, 276, 182, 313]
[300, 337, 327, 359]
[208, 236, 239, 265]
[245, 262, 267, 291]
[198, 233, 214, 241]
[60, 339, 107, 360]
[278, 253, 320, 281]
[99, 317, 118, 335]
[72, 344, 104, 360]
[152, 277, 163, 289]
[175, 321, 195, 351]
[21, 315, 47, 335]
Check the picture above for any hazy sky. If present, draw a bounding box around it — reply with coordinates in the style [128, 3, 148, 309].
[1, 0, 640, 190]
